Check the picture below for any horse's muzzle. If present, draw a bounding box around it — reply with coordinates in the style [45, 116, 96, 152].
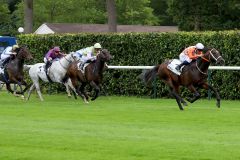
[216, 58, 225, 66]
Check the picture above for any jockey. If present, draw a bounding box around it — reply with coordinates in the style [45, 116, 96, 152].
[76, 43, 102, 71]
[44, 46, 65, 71]
[0, 45, 19, 68]
[175, 43, 204, 72]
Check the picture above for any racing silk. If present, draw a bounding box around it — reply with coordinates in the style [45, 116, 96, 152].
[183, 46, 203, 60]
[1, 46, 13, 60]
[45, 49, 63, 60]
[179, 46, 203, 63]
[76, 46, 98, 62]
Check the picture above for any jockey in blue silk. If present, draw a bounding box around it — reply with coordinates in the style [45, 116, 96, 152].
[75, 43, 102, 71]
[0, 45, 19, 68]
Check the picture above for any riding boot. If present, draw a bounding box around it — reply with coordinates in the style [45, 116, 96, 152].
[175, 63, 184, 71]
[80, 62, 86, 71]
[45, 61, 52, 72]
[176, 61, 189, 72]
[1, 57, 11, 68]
[45, 61, 53, 82]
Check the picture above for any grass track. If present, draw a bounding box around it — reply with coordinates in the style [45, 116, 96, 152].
[0, 92, 240, 160]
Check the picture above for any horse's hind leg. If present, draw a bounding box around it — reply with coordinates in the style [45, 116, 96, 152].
[171, 90, 184, 110]
[27, 84, 35, 100]
[34, 81, 44, 101]
[164, 79, 185, 110]
[186, 85, 201, 103]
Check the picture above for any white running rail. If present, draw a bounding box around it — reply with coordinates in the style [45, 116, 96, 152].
[107, 65, 240, 70]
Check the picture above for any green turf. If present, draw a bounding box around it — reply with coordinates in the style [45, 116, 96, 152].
[0, 92, 240, 160]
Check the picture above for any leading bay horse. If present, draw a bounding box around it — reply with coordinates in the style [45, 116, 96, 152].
[65, 49, 112, 102]
[0, 46, 33, 98]
[141, 48, 225, 110]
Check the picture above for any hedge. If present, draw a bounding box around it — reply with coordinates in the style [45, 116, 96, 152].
[18, 31, 240, 99]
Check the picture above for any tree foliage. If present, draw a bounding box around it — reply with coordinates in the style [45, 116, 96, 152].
[168, 0, 240, 31]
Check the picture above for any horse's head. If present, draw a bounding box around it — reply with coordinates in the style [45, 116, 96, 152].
[16, 46, 33, 60]
[97, 49, 112, 62]
[203, 48, 225, 65]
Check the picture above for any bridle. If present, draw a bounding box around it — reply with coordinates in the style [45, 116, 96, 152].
[196, 48, 222, 75]
[59, 53, 75, 70]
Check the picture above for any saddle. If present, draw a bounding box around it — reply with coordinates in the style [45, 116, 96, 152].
[77, 62, 90, 73]
[167, 59, 183, 76]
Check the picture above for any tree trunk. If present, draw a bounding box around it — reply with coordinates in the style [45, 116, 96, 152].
[24, 0, 33, 33]
[106, 0, 117, 32]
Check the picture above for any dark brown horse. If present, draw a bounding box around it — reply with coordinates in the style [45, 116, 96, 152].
[0, 46, 33, 97]
[65, 49, 112, 102]
[141, 48, 225, 110]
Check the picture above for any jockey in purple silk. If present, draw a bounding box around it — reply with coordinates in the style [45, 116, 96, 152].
[44, 46, 65, 71]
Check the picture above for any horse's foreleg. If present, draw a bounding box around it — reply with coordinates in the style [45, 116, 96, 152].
[79, 83, 89, 101]
[70, 78, 88, 103]
[6, 83, 14, 94]
[64, 82, 72, 98]
[201, 83, 220, 108]
[27, 84, 35, 100]
[89, 81, 100, 101]
[22, 81, 31, 94]
[186, 85, 201, 103]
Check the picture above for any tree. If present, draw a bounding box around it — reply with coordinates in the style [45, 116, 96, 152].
[24, 0, 33, 33]
[106, 0, 117, 32]
[150, 0, 175, 25]
[0, 1, 12, 35]
[116, 0, 159, 25]
[168, 0, 240, 31]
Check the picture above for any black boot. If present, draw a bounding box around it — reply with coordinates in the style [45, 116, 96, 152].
[1, 57, 11, 68]
[45, 61, 52, 72]
[80, 62, 85, 71]
[45, 61, 53, 82]
[175, 63, 184, 71]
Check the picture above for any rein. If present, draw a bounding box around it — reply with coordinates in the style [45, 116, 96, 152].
[59, 54, 73, 70]
[196, 48, 223, 75]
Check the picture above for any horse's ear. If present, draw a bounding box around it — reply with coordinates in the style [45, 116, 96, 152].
[203, 47, 209, 53]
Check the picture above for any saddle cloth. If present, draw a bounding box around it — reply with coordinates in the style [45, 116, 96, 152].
[77, 62, 90, 73]
[167, 59, 182, 76]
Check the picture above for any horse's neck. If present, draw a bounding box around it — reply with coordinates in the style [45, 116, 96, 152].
[94, 59, 105, 74]
[196, 56, 210, 72]
[58, 55, 72, 69]
[12, 58, 24, 70]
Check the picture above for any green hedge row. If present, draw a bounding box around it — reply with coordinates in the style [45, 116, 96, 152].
[18, 31, 240, 99]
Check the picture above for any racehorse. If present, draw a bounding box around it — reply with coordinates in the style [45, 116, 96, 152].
[65, 49, 112, 102]
[141, 48, 225, 110]
[26, 52, 87, 102]
[0, 46, 33, 98]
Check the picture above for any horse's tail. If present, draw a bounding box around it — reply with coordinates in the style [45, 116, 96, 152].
[139, 65, 159, 88]
[23, 64, 33, 71]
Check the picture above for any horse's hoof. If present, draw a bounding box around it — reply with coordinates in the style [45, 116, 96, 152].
[182, 102, 188, 106]
[21, 95, 25, 100]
